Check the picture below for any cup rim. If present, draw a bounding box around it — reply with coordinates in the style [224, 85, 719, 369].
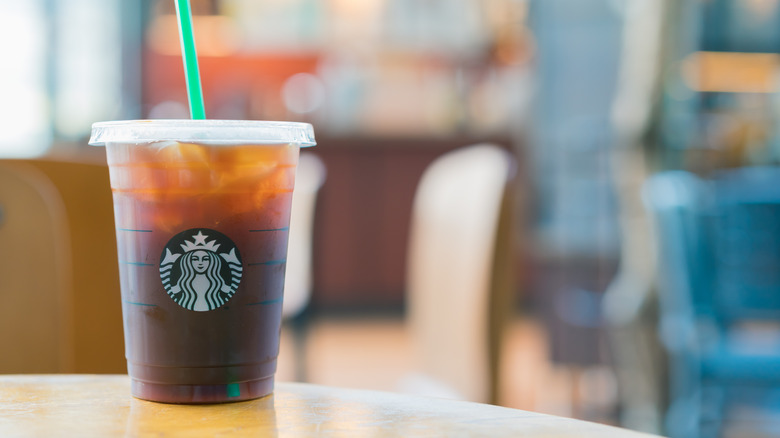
[89, 119, 316, 147]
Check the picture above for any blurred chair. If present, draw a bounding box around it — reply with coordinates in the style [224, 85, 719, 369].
[282, 152, 326, 381]
[283, 152, 327, 319]
[0, 162, 73, 373]
[0, 159, 124, 374]
[399, 143, 516, 404]
[644, 168, 780, 438]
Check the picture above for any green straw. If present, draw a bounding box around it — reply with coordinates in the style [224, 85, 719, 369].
[174, 0, 206, 119]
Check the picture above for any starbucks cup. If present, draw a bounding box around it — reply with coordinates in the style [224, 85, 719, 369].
[89, 120, 316, 403]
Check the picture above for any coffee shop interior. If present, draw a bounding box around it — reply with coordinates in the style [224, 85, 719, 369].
[2, 0, 780, 437]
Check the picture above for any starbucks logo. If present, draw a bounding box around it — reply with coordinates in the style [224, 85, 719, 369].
[159, 228, 243, 311]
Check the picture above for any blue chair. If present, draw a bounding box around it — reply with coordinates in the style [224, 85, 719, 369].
[643, 168, 780, 438]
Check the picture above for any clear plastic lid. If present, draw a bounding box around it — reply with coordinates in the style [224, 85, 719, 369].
[89, 119, 316, 147]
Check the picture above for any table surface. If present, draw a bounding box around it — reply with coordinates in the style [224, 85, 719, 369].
[0, 375, 660, 437]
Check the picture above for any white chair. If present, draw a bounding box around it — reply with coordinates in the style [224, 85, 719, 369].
[283, 152, 327, 319]
[400, 143, 516, 404]
[282, 152, 326, 381]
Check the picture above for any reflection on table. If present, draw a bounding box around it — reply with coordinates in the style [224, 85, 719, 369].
[0, 375, 660, 437]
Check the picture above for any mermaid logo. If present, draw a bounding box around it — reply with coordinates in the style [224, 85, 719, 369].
[159, 229, 243, 311]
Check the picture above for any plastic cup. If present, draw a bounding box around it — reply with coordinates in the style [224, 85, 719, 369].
[89, 120, 316, 404]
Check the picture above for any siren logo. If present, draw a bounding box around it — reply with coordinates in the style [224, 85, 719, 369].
[159, 228, 243, 311]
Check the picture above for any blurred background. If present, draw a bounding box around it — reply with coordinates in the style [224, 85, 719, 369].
[2, 0, 780, 437]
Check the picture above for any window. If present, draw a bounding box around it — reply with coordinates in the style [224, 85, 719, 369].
[0, 0, 123, 158]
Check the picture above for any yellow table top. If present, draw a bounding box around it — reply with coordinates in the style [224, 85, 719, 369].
[0, 375, 659, 437]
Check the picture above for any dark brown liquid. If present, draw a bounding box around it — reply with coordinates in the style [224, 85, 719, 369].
[108, 142, 298, 403]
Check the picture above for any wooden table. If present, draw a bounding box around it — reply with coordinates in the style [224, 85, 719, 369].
[0, 375, 659, 437]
